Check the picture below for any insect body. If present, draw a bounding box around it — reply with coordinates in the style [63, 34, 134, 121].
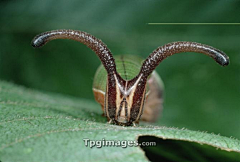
[32, 29, 229, 126]
[93, 55, 164, 125]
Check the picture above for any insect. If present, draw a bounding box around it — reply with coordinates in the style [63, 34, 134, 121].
[32, 29, 229, 126]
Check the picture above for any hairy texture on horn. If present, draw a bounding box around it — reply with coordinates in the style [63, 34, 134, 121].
[140, 41, 230, 77]
[32, 29, 116, 74]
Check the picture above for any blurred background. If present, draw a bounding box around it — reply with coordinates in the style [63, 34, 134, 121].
[0, 0, 239, 138]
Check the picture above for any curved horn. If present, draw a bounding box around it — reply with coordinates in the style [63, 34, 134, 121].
[32, 29, 116, 74]
[140, 41, 230, 77]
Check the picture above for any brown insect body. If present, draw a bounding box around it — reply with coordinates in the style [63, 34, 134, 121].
[32, 29, 230, 126]
[92, 54, 164, 126]
[93, 69, 163, 125]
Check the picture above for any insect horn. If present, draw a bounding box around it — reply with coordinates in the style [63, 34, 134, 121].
[124, 42, 230, 124]
[139, 41, 230, 78]
[31, 29, 116, 75]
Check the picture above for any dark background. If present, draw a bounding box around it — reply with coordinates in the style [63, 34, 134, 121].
[0, 0, 239, 138]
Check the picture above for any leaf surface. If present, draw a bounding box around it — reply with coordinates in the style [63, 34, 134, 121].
[0, 81, 240, 162]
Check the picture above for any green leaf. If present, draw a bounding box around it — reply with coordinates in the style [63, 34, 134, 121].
[0, 80, 240, 162]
